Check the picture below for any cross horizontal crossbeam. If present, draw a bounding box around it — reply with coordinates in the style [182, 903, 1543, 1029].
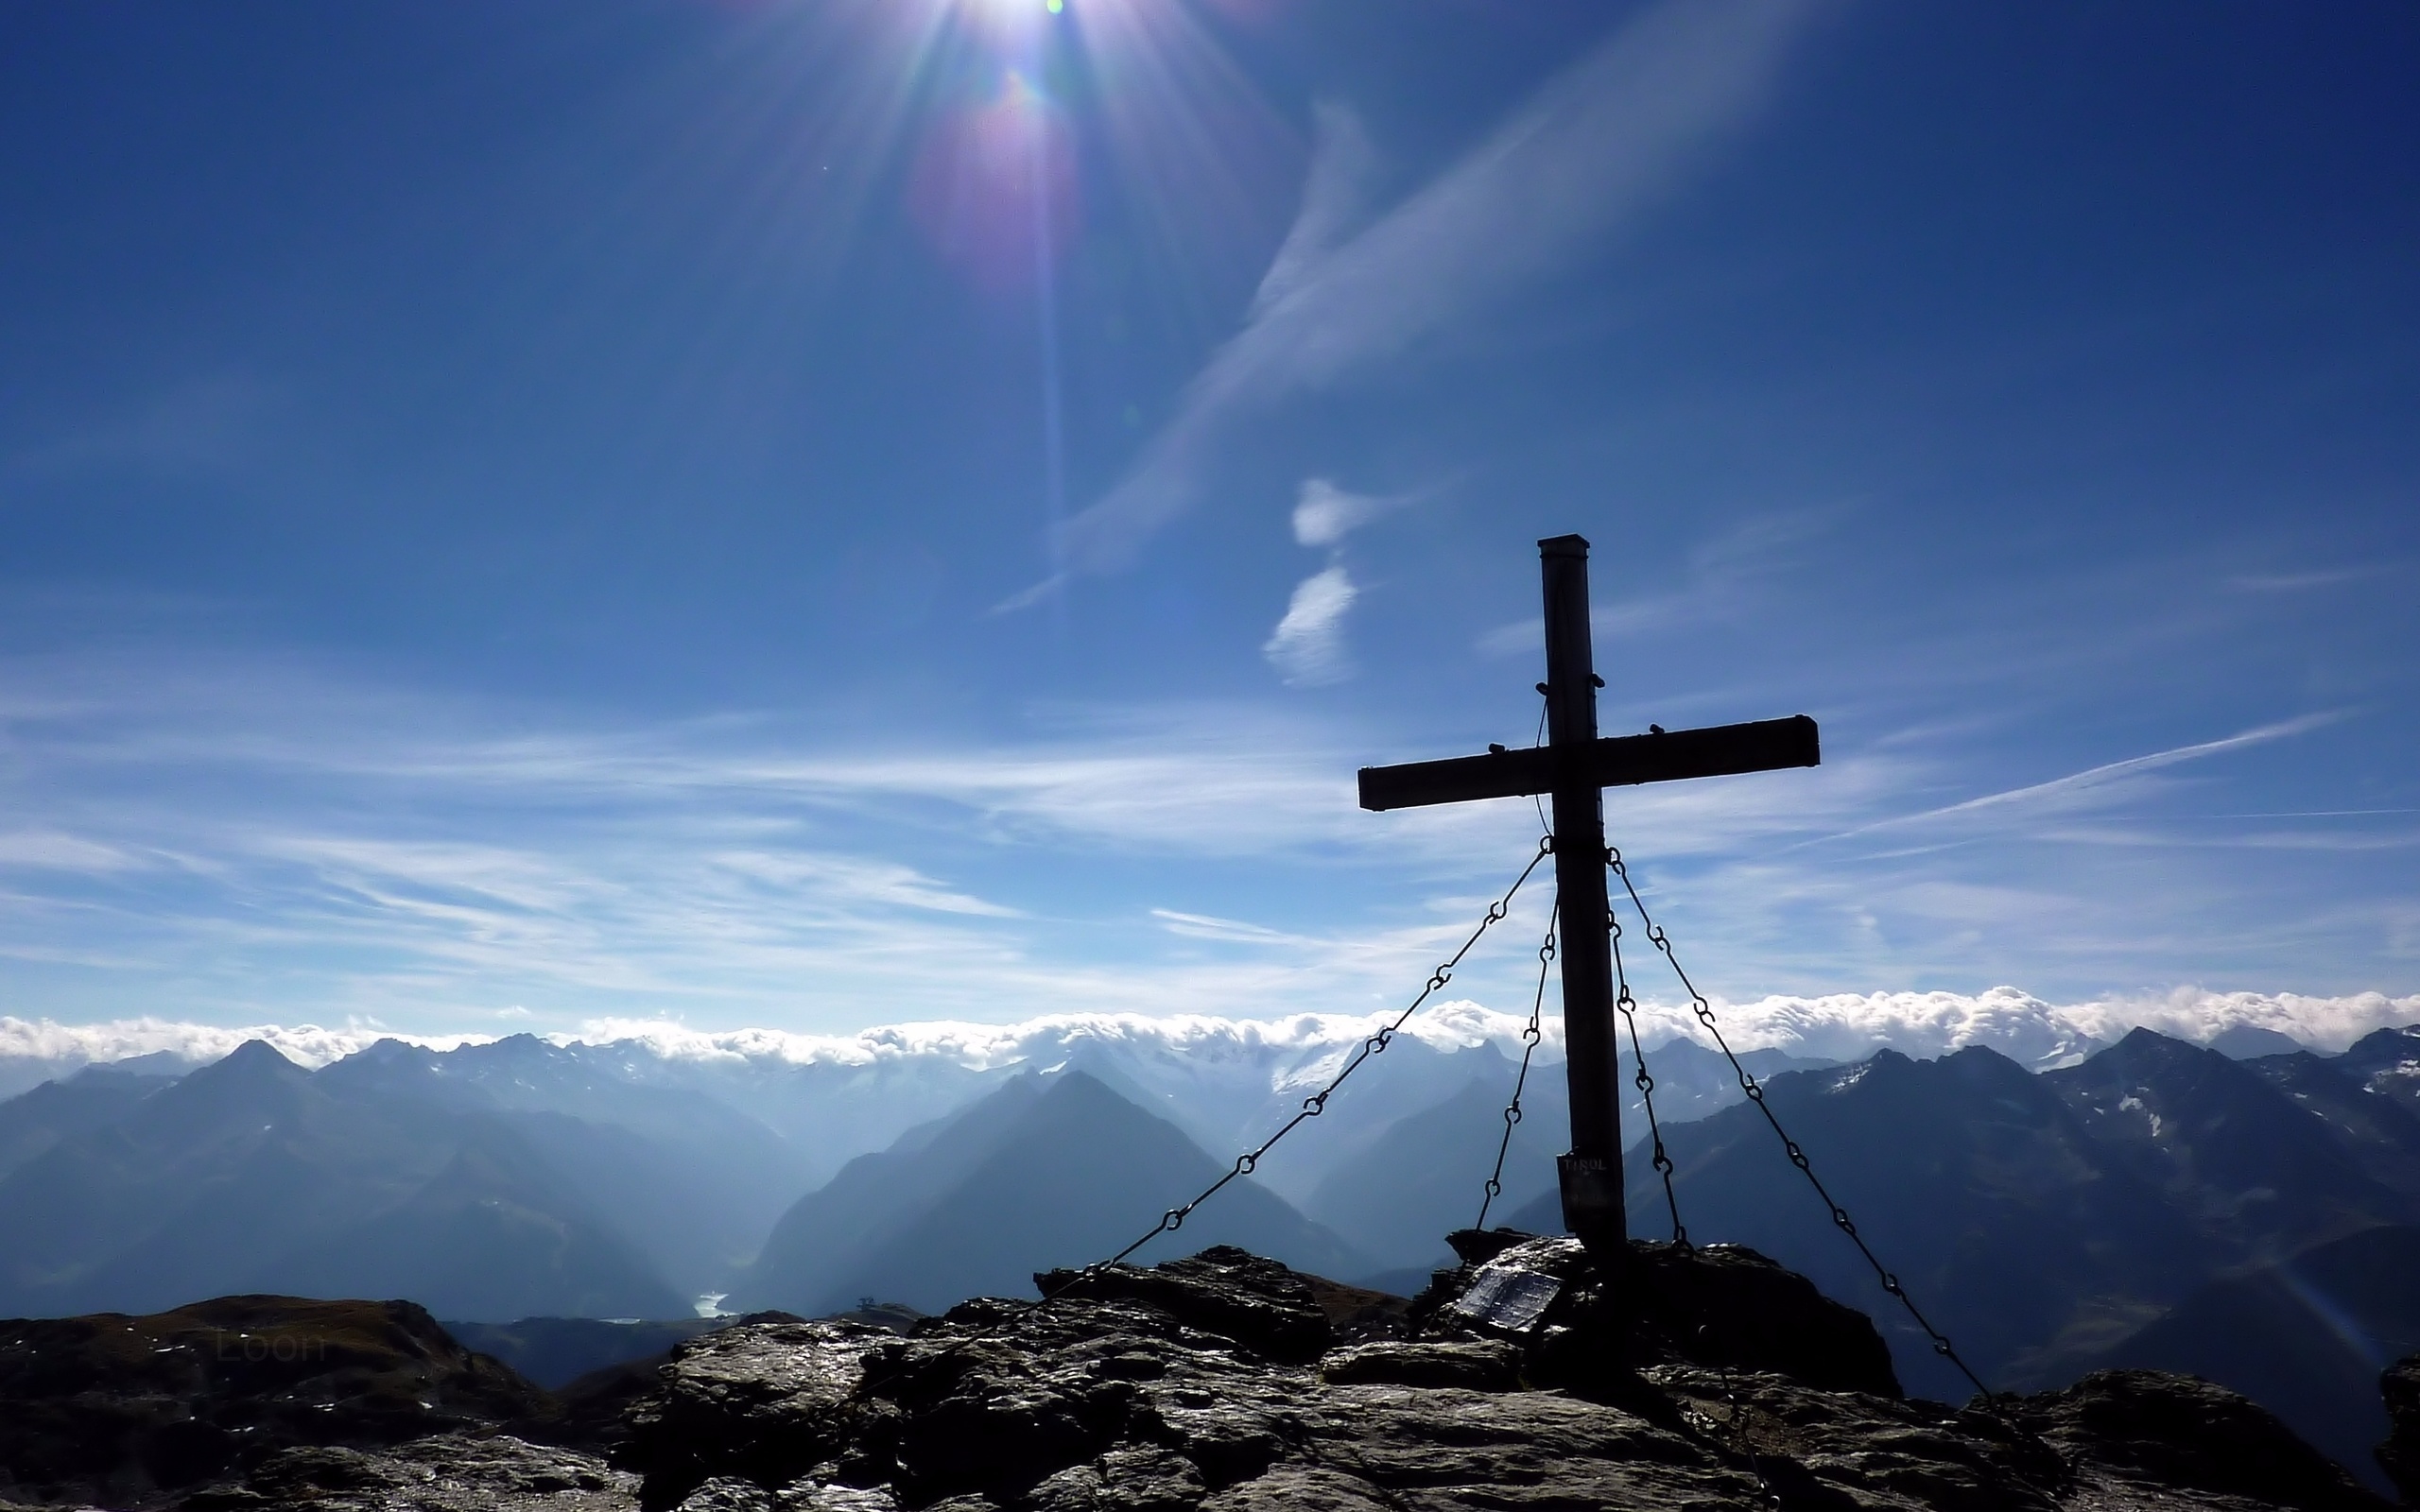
[1357, 713, 1820, 813]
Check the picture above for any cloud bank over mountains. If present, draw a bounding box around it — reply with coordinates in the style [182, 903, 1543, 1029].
[7, 986, 2411, 1097]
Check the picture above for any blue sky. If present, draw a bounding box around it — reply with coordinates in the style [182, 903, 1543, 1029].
[2, 0, 2415, 1042]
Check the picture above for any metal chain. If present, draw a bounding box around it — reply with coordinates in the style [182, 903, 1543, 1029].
[1476, 900, 1558, 1230]
[1606, 845, 1996, 1402]
[1096, 834, 1557, 1270]
[858, 838, 1556, 1398]
[1609, 895, 1687, 1247]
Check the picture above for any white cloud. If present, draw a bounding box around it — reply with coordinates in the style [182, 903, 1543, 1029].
[2225, 564, 2401, 593]
[0, 831, 151, 873]
[0, 644, 2404, 1038]
[1249, 103, 1379, 322]
[0, 1014, 487, 1074]
[1263, 565, 1359, 686]
[1290, 478, 1401, 549]
[1820, 713, 2345, 845]
[1478, 508, 1844, 655]
[6, 988, 2412, 1094]
[1014, 0, 1821, 598]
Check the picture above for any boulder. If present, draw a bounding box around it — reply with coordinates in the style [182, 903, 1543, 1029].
[614, 1318, 898, 1509]
[1317, 1340, 1519, 1391]
[185, 1433, 635, 1512]
[1031, 1247, 1332, 1365]
[1419, 1233, 1902, 1398]
[2010, 1369, 2385, 1512]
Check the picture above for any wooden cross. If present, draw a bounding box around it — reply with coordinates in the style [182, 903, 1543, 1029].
[1357, 534, 1819, 1251]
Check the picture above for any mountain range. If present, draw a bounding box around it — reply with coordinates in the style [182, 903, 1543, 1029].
[1497, 1023, 2420, 1489]
[733, 1069, 1365, 1315]
[0, 1041, 686, 1321]
[0, 1019, 1820, 1308]
[1, 1013, 2416, 1490]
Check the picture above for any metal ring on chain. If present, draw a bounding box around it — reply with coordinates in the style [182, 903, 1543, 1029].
[1610, 886, 1689, 1249]
[1476, 895, 1558, 1231]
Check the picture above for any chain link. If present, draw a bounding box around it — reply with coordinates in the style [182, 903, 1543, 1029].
[1476, 901, 1558, 1230]
[1094, 834, 1557, 1271]
[1606, 845, 1996, 1402]
[857, 838, 1556, 1398]
[1610, 896, 1687, 1247]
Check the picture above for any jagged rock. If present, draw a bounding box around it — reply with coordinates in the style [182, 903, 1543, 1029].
[1649, 1360, 2069, 1511]
[675, 1478, 786, 1512]
[666, 1480, 901, 1512]
[1193, 1466, 1391, 1512]
[615, 1319, 898, 1509]
[2009, 1370, 2385, 1512]
[605, 1242, 2393, 1512]
[1628, 1238, 1906, 1396]
[0, 1296, 551, 1507]
[1317, 1340, 1519, 1391]
[1419, 1233, 1902, 1398]
[2381, 1355, 2419, 1505]
[793, 1488, 903, 1512]
[1024, 1446, 1205, 1512]
[1291, 1275, 1411, 1344]
[6, 1245, 2394, 1512]
[1032, 1248, 1332, 1364]
[183, 1432, 635, 1512]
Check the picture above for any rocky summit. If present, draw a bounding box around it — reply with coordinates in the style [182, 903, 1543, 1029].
[599, 1236, 2395, 1512]
[6, 1241, 2411, 1512]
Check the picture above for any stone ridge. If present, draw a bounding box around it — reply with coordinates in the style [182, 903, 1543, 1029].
[602, 1239, 2393, 1512]
[16, 1246, 2395, 1512]
[0, 1295, 550, 1507]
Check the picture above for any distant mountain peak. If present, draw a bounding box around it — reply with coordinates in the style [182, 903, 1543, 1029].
[347, 1038, 442, 1070]
[2112, 1025, 2202, 1054]
[175, 1038, 311, 1096]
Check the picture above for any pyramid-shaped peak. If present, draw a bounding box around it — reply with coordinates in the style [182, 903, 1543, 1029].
[2109, 1025, 2209, 1057]
[205, 1039, 308, 1078]
[134, 1036, 314, 1134]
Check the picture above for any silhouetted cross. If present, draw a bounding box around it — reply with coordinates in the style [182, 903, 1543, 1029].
[1357, 534, 1819, 1251]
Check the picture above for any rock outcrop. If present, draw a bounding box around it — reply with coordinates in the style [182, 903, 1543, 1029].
[610, 1239, 2391, 1512]
[2, 1243, 2398, 1512]
[2381, 1354, 2420, 1504]
[182, 1435, 636, 1512]
[0, 1296, 550, 1507]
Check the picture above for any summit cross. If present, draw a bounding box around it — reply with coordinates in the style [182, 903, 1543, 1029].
[1357, 534, 1820, 1253]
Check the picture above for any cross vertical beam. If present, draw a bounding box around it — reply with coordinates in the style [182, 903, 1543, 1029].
[1356, 535, 1821, 1256]
[1538, 535, 1625, 1250]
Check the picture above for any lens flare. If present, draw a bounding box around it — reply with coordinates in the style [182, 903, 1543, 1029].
[907, 72, 1079, 292]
